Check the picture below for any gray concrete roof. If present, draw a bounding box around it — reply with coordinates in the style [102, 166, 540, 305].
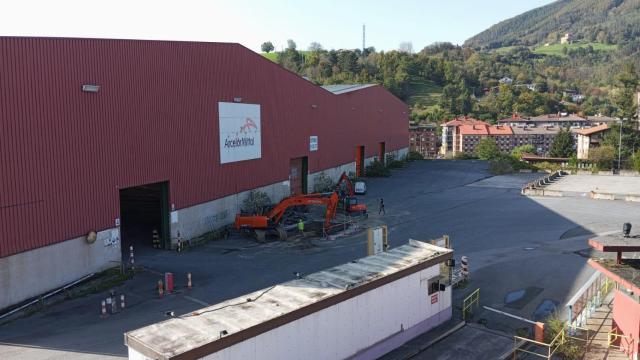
[530, 114, 587, 122]
[322, 84, 377, 94]
[125, 240, 452, 359]
[511, 126, 561, 135]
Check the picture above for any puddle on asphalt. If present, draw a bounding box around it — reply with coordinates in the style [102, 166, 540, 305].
[505, 289, 526, 303]
[504, 287, 544, 310]
[532, 299, 558, 321]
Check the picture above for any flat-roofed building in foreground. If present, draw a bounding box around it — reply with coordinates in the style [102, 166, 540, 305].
[125, 240, 453, 360]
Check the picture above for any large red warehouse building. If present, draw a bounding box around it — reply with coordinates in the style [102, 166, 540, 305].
[0, 37, 408, 309]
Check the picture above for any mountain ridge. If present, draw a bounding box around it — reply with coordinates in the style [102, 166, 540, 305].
[464, 0, 640, 50]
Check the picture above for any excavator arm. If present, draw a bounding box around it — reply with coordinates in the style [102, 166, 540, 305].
[234, 192, 339, 230]
[335, 172, 355, 196]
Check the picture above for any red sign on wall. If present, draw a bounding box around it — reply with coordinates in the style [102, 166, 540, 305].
[431, 293, 438, 304]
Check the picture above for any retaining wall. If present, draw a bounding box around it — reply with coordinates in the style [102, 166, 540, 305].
[0, 228, 120, 310]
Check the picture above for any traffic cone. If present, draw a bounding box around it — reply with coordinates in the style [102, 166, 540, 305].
[157, 280, 164, 298]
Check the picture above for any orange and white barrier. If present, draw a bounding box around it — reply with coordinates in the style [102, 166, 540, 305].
[129, 245, 135, 269]
[101, 300, 107, 317]
[461, 256, 469, 280]
[177, 232, 183, 252]
[187, 273, 192, 290]
[157, 280, 164, 298]
[120, 294, 125, 309]
[106, 297, 113, 314]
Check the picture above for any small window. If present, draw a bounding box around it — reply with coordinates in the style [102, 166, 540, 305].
[428, 277, 440, 295]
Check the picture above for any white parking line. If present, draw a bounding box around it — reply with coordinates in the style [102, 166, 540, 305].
[184, 295, 210, 307]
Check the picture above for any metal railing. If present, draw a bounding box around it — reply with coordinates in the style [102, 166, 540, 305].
[608, 327, 635, 359]
[513, 325, 590, 359]
[462, 288, 479, 320]
[565, 271, 612, 329]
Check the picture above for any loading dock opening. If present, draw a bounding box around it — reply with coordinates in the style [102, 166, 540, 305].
[289, 157, 308, 195]
[356, 145, 365, 177]
[119, 182, 170, 256]
[379, 142, 386, 165]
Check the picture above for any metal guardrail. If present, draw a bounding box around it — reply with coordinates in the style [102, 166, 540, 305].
[462, 288, 479, 320]
[608, 327, 635, 359]
[565, 271, 612, 329]
[513, 325, 590, 360]
[451, 267, 464, 287]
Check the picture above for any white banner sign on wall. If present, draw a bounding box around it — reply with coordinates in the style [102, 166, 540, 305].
[218, 102, 262, 164]
[310, 136, 318, 151]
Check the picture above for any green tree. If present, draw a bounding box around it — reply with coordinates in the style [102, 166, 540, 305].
[511, 144, 536, 158]
[633, 150, 640, 172]
[613, 63, 638, 121]
[286, 39, 297, 50]
[476, 137, 501, 160]
[589, 145, 615, 169]
[549, 128, 575, 158]
[261, 41, 274, 53]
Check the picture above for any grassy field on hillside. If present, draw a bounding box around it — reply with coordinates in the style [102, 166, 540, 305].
[533, 42, 617, 56]
[407, 79, 442, 107]
[261, 52, 278, 61]
[492, 42, 617, 56]
[261, 51, 312, 62]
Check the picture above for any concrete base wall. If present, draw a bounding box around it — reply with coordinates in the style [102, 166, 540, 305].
[0, 228, 121, 310]
[172, 147, 409, 246]
[364, 147, 409, 167]
[308, 162, 356, 193]
[170, 181, 291, 243]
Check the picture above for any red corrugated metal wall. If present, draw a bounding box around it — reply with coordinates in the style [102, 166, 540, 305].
[0, 37, 408, 257]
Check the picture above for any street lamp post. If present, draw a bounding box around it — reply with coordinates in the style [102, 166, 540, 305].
[618, 119, 623, 171]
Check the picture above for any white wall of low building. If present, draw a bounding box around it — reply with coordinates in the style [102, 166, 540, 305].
[0, 228, 121, 310]
[184, 262, 451, 360]
[577, 134, 590, 160]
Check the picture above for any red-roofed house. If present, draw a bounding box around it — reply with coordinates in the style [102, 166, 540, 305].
[488, 125, 514, 153]
[440, 117, 489, 156]
[458, 124, 489, 154]
[576, 124, 610, 160]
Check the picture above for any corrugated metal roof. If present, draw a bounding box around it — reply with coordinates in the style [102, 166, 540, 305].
[321, 84, 377, 94]
[125, 240, 452, 358]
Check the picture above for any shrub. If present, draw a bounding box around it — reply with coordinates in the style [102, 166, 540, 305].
[535, 161, 562, 173]
[242, 190, 272, 214]
[511, 144, 536, 159]
[544, 317, 583, 360]
[634, 151, 640, 172]
[488, 158, 514, 175]
[312, 172, 335, 193]
[366, 160, 391, 177]
[407, 151, 424, 161]
[476, 138, 501, 160]
[454, 153, 478, 160]
[387, 159, 405, 169]
[588, 145, 615, 170]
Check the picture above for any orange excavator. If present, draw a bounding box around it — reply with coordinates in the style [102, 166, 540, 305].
[234, 192, 339, 242]
[335, 172, 367, 215]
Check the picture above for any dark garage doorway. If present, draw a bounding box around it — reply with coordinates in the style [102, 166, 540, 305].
[355, 145, 365, 177]
[289, 157, 308, 195]
[119, 181, 170, 256]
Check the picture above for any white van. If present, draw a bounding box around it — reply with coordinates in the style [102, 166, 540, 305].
[354, 181, 366, 195]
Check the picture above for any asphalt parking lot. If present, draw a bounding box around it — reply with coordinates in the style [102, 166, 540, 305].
[1, 160, 638, 359]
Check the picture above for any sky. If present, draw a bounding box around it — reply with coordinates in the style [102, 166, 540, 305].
[0, 0, 556, 52]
